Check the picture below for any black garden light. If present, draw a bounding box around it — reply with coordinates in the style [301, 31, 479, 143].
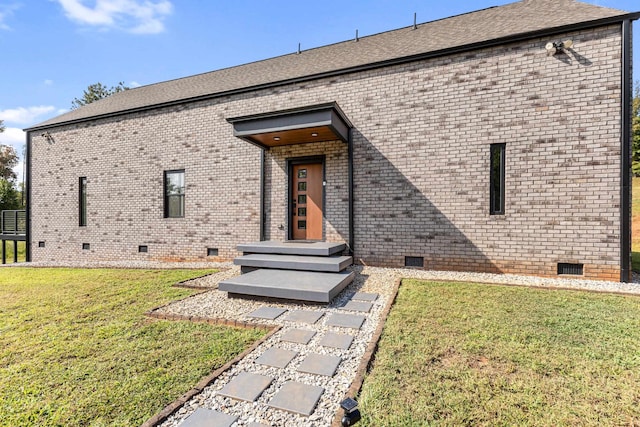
[340, 397, 361, 426]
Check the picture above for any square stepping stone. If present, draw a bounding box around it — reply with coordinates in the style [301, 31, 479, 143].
[255, 347, 298, 369]
[283, 310, 324, 324]
[319, 332, 354, 350]
[352, 292, 379, 302]
[179, 408, 237, 427]
[217, 372, 273, 402]
[246, 306, 287, 320]
[297, 353, 341, 377]
[340, 300, 373, 313]
[267, 381, 324, 416]
[280, 328, 316, 344]
[326, 313, 366, 329]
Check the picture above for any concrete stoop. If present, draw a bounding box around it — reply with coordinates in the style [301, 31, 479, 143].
[218, 241, 353, 303]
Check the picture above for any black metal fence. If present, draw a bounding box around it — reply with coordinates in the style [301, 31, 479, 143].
[2, 210, 26, 235]
[1, 210, 26, 264]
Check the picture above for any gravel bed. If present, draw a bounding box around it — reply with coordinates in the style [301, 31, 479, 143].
[7, 260, 640, 291]
[398, 268, 640, 294]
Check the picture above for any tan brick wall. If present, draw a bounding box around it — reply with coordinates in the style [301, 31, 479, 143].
[343, 26, 624, 281]
[30, 25, 625, 280]
[30, 100, 263, 262]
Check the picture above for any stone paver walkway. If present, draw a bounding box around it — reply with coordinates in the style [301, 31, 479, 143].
[161, 282, 385, 427]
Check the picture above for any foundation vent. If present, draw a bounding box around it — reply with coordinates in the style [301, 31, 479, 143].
[138, 245, 148, 253]
[557, 263, 583, 276]
[405, 256, 424, 268]
[82, 243, 90, 250]
[38, 241, 45, 248]
[207, 248, 219, 256]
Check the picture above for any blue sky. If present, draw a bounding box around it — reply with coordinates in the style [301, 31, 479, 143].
[0, 0, 638, 181]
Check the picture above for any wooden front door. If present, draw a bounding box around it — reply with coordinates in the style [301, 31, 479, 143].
[292, 163, 323, 240]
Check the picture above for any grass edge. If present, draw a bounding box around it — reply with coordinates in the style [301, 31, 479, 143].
[141, 319, 281, 427]
[330, 277, 403, 427]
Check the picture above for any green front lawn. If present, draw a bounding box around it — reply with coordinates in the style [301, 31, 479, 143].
[359, 280, 640, 426]
[0, 268, 266, 427]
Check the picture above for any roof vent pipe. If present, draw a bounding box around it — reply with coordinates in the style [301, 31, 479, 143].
[355, 29, 359, 41]
[297, 43, 301, 54]
[413, 13, 417, 30]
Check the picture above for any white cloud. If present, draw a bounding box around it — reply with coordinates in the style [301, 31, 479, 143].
[0, 106, 56, 125]
[44, 79, 54, 85]
[0, 4, 20, 30]
[0, 12, 7, 30]
[129, 80, 141, 88]
[56, 0, 173, 34]
[0, 127, 25, 148]
[0, 108, 60, 181]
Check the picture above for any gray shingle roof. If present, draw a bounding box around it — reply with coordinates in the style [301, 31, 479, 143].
[29, 0, 635, 130]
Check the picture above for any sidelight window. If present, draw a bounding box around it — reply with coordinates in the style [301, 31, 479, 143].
[164, 170, 185, 218]
[490, 144, 505, 215]
[79, 177, 87, 226]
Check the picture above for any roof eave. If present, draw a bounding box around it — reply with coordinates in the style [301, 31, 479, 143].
[25, 12, 640, 132]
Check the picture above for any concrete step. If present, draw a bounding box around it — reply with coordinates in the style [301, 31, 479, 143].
[237, 241, 346, 257]
[219, 269, 354, 303]
[235, 254, 352, 273]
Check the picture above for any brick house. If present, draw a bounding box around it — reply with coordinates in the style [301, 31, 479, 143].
[26, 0, 639, 281]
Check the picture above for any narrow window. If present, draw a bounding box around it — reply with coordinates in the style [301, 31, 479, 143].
[79, 177, 87, 226]
[490, 144, 506, 215]
[164, 170, 185, 218]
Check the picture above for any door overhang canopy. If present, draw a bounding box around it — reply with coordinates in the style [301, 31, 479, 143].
[227, 102, 352, 149]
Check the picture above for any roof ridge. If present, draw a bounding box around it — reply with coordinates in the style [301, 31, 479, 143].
[28, 0, 635, 130]
[523, 0, 627, 13]
[111, 4, 509, 95]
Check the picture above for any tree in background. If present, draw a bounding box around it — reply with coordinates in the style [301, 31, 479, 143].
[71, 81, 129, 109]
[0, 123, 21, 210]
[0, 145, 18, 182]
[0, 179, 21, 211]
[633, 81, 640, 176]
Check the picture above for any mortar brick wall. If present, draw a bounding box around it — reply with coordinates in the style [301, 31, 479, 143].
[30, 25, 625, 280]
[264, 141, 349, 244]
[30, 99, 263, 262]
